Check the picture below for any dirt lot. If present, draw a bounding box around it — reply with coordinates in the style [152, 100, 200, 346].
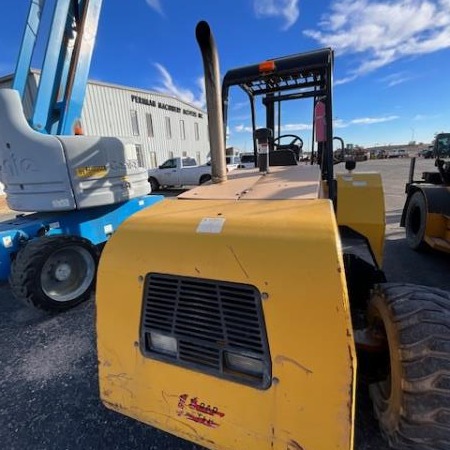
[1, 157, 449, 450]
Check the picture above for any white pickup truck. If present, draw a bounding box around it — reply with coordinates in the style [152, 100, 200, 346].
[148, 157, 211, 190]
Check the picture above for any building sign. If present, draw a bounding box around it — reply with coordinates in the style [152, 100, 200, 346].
[131, 94, 203, 118]
[131, 95, 156, 107]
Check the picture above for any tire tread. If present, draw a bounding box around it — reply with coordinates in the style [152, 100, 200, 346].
[370, 283, 450, 449]
[9, 235, 98, 312]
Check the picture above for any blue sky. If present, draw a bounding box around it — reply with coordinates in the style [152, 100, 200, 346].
[1, 0, 450, 150]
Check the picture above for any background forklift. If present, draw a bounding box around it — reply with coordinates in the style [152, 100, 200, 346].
[96, 21, 450, 450]
[402, 133, 450, 253]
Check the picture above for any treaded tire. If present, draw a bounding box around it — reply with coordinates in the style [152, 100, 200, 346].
[199, 174, 211, 185]
[149, 177, 160, 192]
[10, 236, 99, 312]
[368, 283, 450, 449]
[405, 191, 428, 251]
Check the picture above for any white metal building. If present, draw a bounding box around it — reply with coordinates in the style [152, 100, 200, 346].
[0, 70, 210, 170]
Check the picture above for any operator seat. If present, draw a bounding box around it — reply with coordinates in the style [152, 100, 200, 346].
[268, 150, 298, 166]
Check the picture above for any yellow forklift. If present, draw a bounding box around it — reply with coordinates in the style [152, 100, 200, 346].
[402, 133, 450, 252]
[96, 21, 450, 450]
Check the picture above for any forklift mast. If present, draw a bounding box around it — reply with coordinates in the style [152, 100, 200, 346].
[12, 0, 102, 135]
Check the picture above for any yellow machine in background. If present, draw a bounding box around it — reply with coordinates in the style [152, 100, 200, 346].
[96, 21, 450, 450]
[401, 133, 450, 253]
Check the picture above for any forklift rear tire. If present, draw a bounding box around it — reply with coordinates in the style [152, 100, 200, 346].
[368, 283, 450, 449]
[10, 236, 99, 312]
[405, 191, 428, 251]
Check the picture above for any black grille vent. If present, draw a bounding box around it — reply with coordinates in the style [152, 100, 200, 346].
[140, 273, 271, 389]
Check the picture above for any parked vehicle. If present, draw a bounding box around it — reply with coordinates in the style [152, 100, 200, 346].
[372, 149, 387, 159]
[388, 148, 408, 158]
[226, 155, 241, 171]
[238, 153, 256, 168]
[418, 147, 434, 159]
[148, 157, 211, 190]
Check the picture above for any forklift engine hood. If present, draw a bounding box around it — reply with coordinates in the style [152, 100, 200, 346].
[96, 196, 357, 450]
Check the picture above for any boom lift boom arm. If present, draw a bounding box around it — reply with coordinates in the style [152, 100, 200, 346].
[13, 0, 102, 135]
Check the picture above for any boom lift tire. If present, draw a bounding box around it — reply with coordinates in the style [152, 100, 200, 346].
[10, 235, 98, 312]
[404, 191, 428, 251]
[368, 283, 450, 449]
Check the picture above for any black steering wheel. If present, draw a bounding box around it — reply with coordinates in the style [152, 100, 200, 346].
[272, 134, 303, 161]
[273, 134, 303, 150]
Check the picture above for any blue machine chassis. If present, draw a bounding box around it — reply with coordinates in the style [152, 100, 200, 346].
[0, 195, 163, 281]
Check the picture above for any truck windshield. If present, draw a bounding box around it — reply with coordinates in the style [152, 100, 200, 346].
[182, 157, 197, 167]
[160, 159, 177, 169]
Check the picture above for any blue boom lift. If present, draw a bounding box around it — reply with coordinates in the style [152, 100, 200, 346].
[0, 0, 162, 311]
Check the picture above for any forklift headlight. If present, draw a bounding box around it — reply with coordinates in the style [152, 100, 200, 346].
[149, 331, 178, 356]
[224, 352, 265, 377]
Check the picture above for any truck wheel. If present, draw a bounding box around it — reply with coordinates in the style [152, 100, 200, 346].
[199, 174, 211, 184]
[149, 177, 160, 192]
[368, 283, 450, 449]
[405, 191, 427, 251]
[10, 236, 98, 312]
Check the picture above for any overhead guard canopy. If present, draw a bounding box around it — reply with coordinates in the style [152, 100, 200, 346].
[222, 48, 333, 99]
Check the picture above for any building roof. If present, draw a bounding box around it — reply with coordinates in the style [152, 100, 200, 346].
[0, 69, 206, 113]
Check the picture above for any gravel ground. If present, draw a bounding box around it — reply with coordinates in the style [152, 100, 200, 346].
[1, 157, 449, 450]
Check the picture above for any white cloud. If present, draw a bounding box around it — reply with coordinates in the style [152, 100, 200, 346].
[235, 115, 398, 133]
[254, 0, 300, 30]
[235, 122, 311, 132]
[335, 75, 358, 86]
[335, 115, 400, 127]
[145, 0, 164, 15]
[282, 123, 312, 131]
[232, 101, 250, 111]
[153, 63, 205, 109]
[333, 118, 348, 128]
[304, 0, 450, 81]
[235, 124, 255, 133]
[379, 72, 414, 87]
[414, 113, 440, 120]
[196, 76, 206, 109]
[351, 115, 399, 124]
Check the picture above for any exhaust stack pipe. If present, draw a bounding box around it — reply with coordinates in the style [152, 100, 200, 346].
[195, 21, 227, 183]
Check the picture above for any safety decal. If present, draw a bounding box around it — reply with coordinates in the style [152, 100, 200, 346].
[196, 217, 225, 234]
[76, 165, 108, 178]
[103, 224, 114, 235]
[2, 236, 12, 248]
[52, 198, 70, 208]
[177, 394, 225, 428]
